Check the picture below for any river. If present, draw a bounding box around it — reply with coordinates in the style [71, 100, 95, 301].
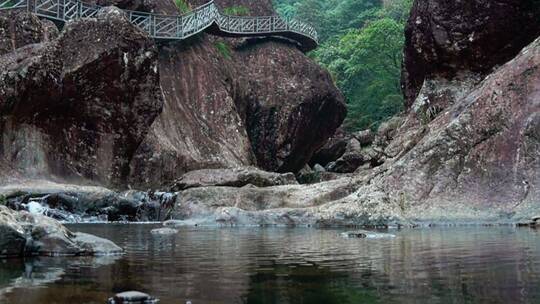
[1, 225, 540, 303]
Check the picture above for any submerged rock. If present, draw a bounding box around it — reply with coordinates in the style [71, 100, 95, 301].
[108, 291, 158, 304]
[340, 230, 396, 239]
[150, 227, 178, 235]
[0, 206, 122, 257]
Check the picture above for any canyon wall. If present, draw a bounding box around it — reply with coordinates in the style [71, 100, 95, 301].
[0, 0, 345, 189]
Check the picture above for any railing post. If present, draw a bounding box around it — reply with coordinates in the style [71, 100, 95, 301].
[151, 14, 155, 37]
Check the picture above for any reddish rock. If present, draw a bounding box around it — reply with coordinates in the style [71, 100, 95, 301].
[402, 0, 540, 106]
[0, 11, 58, 56]
[127, 0, 345, 187]
[387, 36, 540, 211]
[238, 42, 346, 173]
[0, 0, 345, 190]
[0, 8, 162, 187]
[309, 128, 349, 167]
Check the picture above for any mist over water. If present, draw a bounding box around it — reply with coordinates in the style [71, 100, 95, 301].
[2, 225, 540, 304]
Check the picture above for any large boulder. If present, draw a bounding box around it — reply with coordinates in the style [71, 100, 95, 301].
[402, 0, 540, 106]
[0, 205, 122, 257]
[0, 0, 344, 189]
[127, 0, 345, 187]
[0, 8, 162, 187]
[238, 42, 346, 173]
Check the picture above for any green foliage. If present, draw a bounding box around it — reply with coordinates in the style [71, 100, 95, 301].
[214, 41, 232, 59]
[274, 0, 413, 131]
[175, 0, 190, 14]
[223, 5, 250, 16]
[0, 195, 5, 205]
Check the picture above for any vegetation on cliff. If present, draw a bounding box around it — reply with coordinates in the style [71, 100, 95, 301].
[274, 0, 412, 131]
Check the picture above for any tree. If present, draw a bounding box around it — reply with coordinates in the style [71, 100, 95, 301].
[315, 18, 405, 130]
[274, 0, 413, 130]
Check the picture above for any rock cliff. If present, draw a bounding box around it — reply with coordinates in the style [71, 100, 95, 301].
[0, 0, 346, 189]
[401, 0, 540, 107]
[0, 8, 162, 187]
[168, 0, 540, 225]
[1, 0, 538, 226]
[124, 0, 346, 188]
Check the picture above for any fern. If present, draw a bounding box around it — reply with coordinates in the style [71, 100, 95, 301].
[214, 41, 232, 59]
[175, 0, 190, 14]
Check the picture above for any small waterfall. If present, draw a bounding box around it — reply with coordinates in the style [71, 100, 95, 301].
[12, 190, 178, 223]
[23, 196, 84, 223]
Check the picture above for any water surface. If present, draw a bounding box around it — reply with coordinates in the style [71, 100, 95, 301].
[2, 225, 540, 303]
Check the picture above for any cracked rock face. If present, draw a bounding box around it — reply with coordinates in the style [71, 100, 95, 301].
[402, 0, 540, 106]
[381, 36, 540, 219]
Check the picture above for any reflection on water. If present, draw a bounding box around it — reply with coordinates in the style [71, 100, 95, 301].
[2, 225, 540, 304]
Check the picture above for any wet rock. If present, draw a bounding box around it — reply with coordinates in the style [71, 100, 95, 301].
[171, 166, 298, 191]
[402, 0, 540, 106]
[86, 190, 176, 222]
[1, 183, 177, 223]
[72, 232, 123, 255]
[0, 206, 27, 256]
[0, 205, 122, 257]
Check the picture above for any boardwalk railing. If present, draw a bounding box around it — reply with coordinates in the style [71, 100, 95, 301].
[0, 0, 318, 50]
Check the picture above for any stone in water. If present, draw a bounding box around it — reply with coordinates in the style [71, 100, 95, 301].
[341, 230, 396, 239]
[107, 291, 159, 304]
